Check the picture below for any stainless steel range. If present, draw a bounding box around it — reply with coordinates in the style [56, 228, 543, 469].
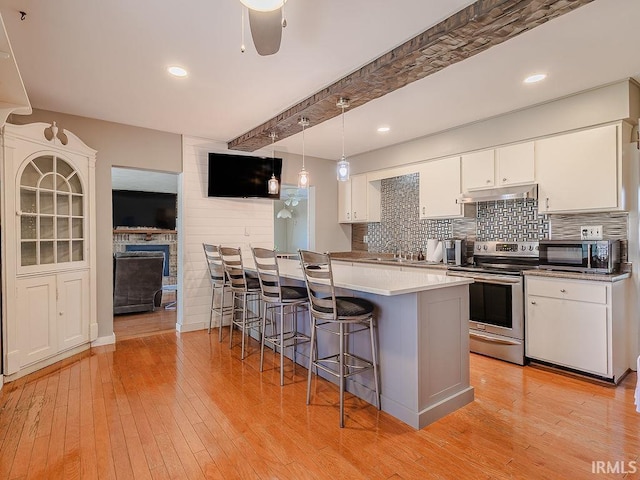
[447, 241, 539, 365]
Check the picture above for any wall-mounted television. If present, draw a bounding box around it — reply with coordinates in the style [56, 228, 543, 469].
[112, 190, 177, 230]
[208, 152, 282, 199]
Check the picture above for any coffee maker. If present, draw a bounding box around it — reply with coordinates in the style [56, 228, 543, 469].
[443, 239, 467, 266]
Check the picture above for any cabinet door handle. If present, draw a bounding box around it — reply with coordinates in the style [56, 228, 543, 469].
[530, 301, 536, 305]
[560, 289, 566, 293]
[354, 212, 357, 219]
[422, 206, 425, 214]
[502, 177, 507, 182]
[486, 179, 491, 184]
[347, 213, 350, 220]
[545, 197, 550, 209]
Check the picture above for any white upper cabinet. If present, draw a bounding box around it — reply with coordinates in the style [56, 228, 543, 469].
[350, 174, 369, 222]
[418, 156, 468, 219]
[462, 142, 535, 191]
[461, 150, 495, 190]
[535, 124, 619, 214]
[337, 179, 352, 223]
[337, 173, 381, 223]
[495, 142, 535, 187]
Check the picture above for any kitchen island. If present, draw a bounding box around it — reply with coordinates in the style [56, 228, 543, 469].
[270, 258, 475, 429]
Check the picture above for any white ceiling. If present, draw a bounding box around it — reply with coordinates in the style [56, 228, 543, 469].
[1, 0, 639, 161]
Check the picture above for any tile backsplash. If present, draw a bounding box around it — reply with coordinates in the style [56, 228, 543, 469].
[359, 173, 627, 256]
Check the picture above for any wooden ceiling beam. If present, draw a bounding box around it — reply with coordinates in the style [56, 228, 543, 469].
[228, 0, 593, 152]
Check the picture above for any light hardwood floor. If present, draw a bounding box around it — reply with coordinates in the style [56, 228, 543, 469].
[0, 328, 638, 479]
[113, 293, 177, 341]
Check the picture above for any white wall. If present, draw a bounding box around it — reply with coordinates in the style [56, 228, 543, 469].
[179, 136, 275, 332]
[179, 136, 350, 332]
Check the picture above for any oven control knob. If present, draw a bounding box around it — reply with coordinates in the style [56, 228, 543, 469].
[529, 246, 533, 251]
[521, 246, 525, 251]
[477, 245, 482, 251]
[483, 245, 488, 251]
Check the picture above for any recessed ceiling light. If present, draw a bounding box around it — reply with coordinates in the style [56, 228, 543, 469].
[524, 73, 546, 84]
[167, 66, 188, 77]
[377, 126, 390, 133]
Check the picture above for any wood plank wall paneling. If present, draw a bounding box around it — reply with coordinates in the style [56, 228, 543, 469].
[180, 137, 275, 332]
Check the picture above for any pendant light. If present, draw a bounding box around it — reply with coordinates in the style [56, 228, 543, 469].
[298, 117, 310, 189]
[336, 97, 350, 182]
[267, 131, 280, 195]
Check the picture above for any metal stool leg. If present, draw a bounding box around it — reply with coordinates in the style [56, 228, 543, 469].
[279, 304, 285, 386]
[208, 284, 215, 334]
[370, 318, 381, 410]
[218, 284, 227, 342]
[241, 293, 247, 360]
[306, 317, 317, 404]
[229, 292, 237, 349]
[339, 322, 345, 428]
[260, 301, 268, 371]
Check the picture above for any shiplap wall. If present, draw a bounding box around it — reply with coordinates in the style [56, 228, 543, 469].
[178, 136, 274, 332]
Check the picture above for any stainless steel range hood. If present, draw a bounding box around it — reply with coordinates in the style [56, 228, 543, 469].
[459, 184, 538, 203]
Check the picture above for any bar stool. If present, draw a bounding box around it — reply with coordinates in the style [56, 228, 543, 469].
[298, 250, 381, 428]
[202, 243, 232, 341]
[220, 246, 262, 359]
[251, 247, 310, 386]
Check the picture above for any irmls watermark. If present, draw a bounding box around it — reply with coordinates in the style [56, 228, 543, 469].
[591, 460, 638, 474]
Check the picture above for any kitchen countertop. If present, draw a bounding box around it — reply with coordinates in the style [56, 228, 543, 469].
[523, 269, 630, 283]
[272, 258, 471, 296]
[330, 251, 448, 270]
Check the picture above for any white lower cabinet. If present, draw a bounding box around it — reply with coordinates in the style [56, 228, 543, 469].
[525, 276, 627, 381]
[14, 270, 90, 370]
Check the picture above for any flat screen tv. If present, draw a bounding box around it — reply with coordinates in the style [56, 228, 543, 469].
[112, 190, 177, 230]
[208, 152, 282, 199]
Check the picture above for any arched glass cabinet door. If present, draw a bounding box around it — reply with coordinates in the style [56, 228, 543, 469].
[19, 155, 84, 267]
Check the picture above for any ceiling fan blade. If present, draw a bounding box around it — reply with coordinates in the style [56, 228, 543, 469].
[248, 8, 282, 56]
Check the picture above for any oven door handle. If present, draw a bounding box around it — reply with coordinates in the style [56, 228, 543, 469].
[469, 332, 521, 346]
[449, 272, 521, 285]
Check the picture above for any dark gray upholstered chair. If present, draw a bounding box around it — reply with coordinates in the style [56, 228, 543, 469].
[299, 249, 380, 428]
[113, 251, 164, 315]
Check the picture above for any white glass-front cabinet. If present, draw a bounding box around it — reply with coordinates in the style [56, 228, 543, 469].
[2, 122, 97, 378]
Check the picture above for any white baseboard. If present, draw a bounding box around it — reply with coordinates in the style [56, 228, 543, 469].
[91, 333, 116, 347]
[176, 322, 205, 333]
[0, 375, 3, 391]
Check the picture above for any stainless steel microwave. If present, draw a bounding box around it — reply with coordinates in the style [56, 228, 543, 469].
[538, 240, 620, 274]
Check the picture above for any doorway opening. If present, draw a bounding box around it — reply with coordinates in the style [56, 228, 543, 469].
[111, 167, 178, 340]
[274, 185, 310, 254]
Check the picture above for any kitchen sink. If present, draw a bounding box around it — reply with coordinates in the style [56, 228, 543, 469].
[362, 257, 438, 265]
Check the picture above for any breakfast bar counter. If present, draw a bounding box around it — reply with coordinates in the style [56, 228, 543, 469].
[271, 258, 475, 429]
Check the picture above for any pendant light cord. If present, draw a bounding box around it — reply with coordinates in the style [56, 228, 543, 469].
[341, 105, 345, 159]
[301, 121, 306, 169]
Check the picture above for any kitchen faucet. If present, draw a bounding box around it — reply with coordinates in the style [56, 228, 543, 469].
[383, 240, 396, 257]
